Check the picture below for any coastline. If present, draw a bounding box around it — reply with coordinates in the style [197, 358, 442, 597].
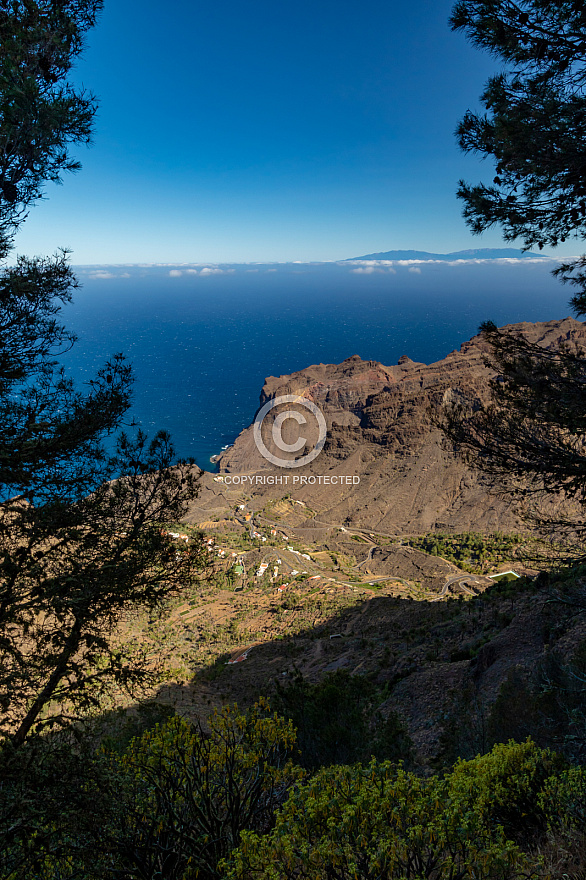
[209, 443, 232, 466]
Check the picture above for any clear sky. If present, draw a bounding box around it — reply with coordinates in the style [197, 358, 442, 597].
[11, 0, 579, 264]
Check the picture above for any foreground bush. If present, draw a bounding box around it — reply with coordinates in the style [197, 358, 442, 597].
[108, 700, 303, 880]
[448, 738, 565, 845]
[226, 760, 527, 880]
[7, 722, 586, 879]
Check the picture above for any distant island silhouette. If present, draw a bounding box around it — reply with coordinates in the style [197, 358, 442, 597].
[346, 247, 547, 261]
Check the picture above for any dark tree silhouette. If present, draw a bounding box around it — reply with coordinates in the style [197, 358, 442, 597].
[0, 0, 203, 749]
[452, 0, 586, 310]
[445, 1, 586, 534]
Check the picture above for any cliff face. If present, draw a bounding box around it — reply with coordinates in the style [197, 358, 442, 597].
[211, 318, 585, 535]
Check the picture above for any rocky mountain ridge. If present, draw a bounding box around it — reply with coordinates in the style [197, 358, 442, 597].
[195, 317, 585, 536]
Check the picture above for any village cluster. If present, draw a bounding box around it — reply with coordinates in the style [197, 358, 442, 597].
[161, 522, 332, 596]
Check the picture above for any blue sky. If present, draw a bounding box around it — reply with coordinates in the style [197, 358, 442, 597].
[12, 0, 579, 264]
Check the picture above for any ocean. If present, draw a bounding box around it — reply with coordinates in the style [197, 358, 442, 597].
[62, 259, 572, 470]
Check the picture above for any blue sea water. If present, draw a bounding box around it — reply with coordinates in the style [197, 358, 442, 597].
[61, 259, 572, 471]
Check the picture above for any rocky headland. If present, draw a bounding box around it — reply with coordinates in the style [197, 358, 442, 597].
[188, 317, 586, 536]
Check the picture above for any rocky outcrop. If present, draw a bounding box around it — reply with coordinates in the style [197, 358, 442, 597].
[195, 318, 585, 535]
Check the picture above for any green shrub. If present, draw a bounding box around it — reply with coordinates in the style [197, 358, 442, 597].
[226, 760, 526, 880]
[406, 531, 524, 573]
[448, 739, 564, 845]
[540, 764, 586, 831]
[108, 700, 303, 879]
